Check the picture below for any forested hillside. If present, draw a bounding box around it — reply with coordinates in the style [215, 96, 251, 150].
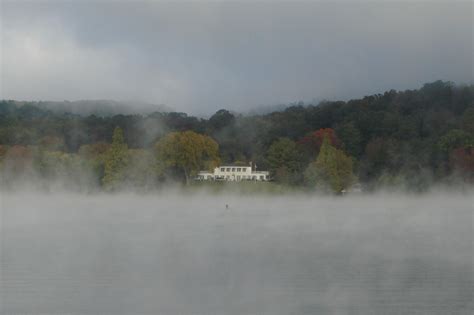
[1, 81, 473, 192]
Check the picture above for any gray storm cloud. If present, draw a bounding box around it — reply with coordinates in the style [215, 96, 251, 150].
[1, 0, 472, 114]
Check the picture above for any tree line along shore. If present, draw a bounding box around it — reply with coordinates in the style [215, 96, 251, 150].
[0, 81, 473, 193]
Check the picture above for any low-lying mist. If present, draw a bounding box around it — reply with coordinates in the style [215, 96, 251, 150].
[1, 191, 472, 314]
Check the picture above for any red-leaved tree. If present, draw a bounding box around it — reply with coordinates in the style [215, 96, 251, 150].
[298, 128, 341, 158]
[450, 147, 474, 181]
[4, 145, 34, 175]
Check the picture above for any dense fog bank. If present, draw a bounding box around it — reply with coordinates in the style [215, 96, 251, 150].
[1, 192, 472, 314]
[0, 173, 473, 196]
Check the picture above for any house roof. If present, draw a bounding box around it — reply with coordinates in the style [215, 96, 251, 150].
[217, 165, 250, 168]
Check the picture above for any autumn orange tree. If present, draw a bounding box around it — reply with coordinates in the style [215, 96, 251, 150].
[155, 131, 220, 184]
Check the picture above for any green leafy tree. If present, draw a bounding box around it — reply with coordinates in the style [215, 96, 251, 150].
[155, 131, 220, 184]
[266, 138, 304, 184]
[336, 122, 362, 157]
[209, 109, 236, 131]
[438, 129, 473, 152]
[102, 127, 129, 190]
[361, 137, 393, 180]
[78, 142, 111, 184]
[461, 107, 474, 134]
[304, 135, 354, 193]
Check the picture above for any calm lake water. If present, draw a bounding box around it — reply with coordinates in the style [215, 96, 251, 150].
[1, 192, 473, 314]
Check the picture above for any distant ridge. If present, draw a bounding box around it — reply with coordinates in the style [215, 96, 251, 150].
[4, 100, 174, 117]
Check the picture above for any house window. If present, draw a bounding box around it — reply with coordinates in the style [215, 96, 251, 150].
[237, 168, 241, 172]
[226, 168, 231, 172]
[220, 168, 225, 172]
[232, 167, 235, 172]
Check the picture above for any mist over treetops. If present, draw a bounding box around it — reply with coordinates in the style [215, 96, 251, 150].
[1, 81, 473, 192]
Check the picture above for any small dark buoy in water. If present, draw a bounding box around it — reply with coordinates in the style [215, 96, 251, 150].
[226, 204, 229, 209]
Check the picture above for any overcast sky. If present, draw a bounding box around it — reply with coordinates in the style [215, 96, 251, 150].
[1, 0, 472, 115]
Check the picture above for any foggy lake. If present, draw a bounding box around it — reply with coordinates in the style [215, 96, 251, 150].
[1, 192, 472, 315]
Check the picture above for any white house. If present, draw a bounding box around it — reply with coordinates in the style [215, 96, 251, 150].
[196, 164, 270, 182]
